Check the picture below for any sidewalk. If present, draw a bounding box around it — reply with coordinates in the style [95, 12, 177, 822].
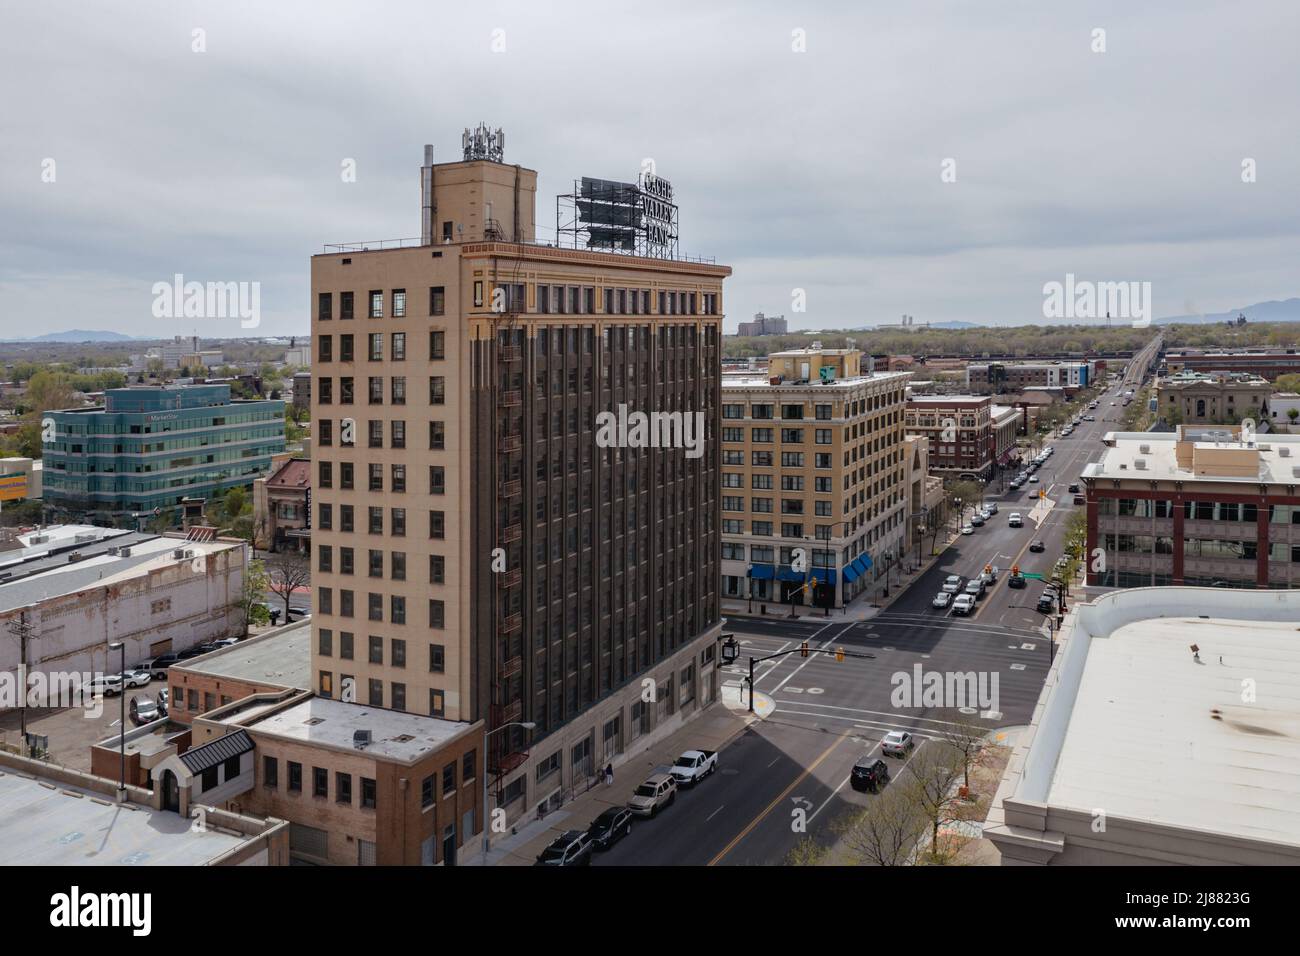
[721, 529, 962, 624]
[467, 699, 759, 866]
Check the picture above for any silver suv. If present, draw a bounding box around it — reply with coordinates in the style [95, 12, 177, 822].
[628, 772, 677, 817]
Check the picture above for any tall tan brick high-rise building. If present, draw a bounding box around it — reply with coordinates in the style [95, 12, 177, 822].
[310, 134, 730, 827]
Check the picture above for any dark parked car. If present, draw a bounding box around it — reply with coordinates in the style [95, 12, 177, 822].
[1067, 483, 1080, 493]
[1029, 540, 1046, 553]
[1073, 495, 1086, 506]
[588, 807, 634, 850]
[1037, 593, 1057, 613]
[850, 756, 891, 793]
[535, 830, 593, 866]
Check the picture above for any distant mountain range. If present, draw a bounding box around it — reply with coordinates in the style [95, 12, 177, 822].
[4, 329, 137, 343]
[1156, 297, 1300, 325]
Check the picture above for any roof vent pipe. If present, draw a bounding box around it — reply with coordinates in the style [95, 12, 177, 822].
[420, 145, 434, 245]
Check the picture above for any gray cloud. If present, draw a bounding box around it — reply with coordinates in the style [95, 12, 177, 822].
[1, 0, 1297, 337]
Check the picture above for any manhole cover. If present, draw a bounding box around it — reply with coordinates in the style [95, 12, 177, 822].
[958, 706, 978, 715]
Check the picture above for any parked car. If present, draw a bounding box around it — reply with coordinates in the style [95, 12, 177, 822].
[1037, 593, 1057, 613]
[986, 503, 998, 514]
[1029, 540, 1046, 552]
[850, 756, 891, 793]
[970, 515, 985, 527]
[137, 654, 178, 679]
[881, 731, 915, 757]
[213, 637, 240, 649]
[1028, 475, 1039, 484]
[87, 674, 123, 697]
[119, 669, 152, 688]
[941, 575, 964, 594]
[535, 830, 593, 866]
[952, 593, 976, 616]
[932, 591, 953, 609]
[1009, 479, 1023, 490]
[961, 524, 974, 535]
[1007, 573, 1027, 589]
[1067, 483, 1080, 493]
[628, 773, 677, 817]
[670, 750, 717, 787]
[1073, 494, 1086, 505]
[1008, 513, 1023, 527]
[157, 688, 169, 717]
[587, 807, 634, 851]
[130, 697, 161, 725]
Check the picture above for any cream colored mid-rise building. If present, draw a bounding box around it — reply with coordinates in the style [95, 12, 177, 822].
[719, 348, 911, 609]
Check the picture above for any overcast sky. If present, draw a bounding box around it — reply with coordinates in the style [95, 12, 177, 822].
[2, 0, 1298, 339]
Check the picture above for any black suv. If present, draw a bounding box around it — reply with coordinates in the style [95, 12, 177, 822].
[588, 807, 633, 851]
[850, 756, 891, 793]
[535, 830, 593, 866]
[1036, 592, 1057, 613]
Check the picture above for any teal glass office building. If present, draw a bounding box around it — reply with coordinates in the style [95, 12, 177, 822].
[42, 384, 286, 524]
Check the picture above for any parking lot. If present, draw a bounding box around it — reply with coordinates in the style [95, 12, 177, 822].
[0, 673, 168, 770]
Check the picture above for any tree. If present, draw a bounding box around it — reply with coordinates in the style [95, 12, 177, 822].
[783, 837, 831, 866]
[838, 783, 929, 866]
[240, 559, 271, 634]
[932, 711, 995, 793]
[265, 551, 310, 620]
[900, 742, 967, 864]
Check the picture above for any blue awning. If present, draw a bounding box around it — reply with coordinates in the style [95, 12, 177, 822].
[749, 564, 775, 580]
[810, 568, 837, 586]
[842, 563, 859, 583]
[776, 566, 804, 582]
[855, 554, 874, 573]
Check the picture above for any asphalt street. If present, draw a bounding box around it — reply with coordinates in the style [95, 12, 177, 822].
[593, 373, 1146, 865]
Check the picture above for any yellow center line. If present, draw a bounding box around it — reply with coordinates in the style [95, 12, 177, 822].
[972, 515, 1047, 621]
[707, 734, 845, 866]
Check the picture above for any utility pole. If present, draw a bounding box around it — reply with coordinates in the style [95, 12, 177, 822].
[6, 610, 36, 757]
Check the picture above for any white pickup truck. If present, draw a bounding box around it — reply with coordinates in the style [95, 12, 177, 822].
[669, 750, 717, 787]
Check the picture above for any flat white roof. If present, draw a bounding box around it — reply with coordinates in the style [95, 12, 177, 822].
[0, 771, 250, 865]
[246, 697, 475, 764]
[1086, 430, 1300, 484]
[1049, 614, 1300, 847]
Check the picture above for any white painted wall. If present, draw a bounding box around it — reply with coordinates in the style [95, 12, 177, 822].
[0, 545, 245, 707]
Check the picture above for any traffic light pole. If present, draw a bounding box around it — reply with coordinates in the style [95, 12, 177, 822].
[745, 642, 875, 713]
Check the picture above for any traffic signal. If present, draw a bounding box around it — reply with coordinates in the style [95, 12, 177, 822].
[1012, 564, 1020, 576]
[984, 564, 992, 575]
[800, 641, 809, 658]
[835, 647, 845, 662]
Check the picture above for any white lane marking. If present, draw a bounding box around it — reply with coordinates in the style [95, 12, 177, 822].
[809, 775, 851, 824]
[705, 805, 725, 823]
[775, 698, 1023, 729]
[767, 624, 844, 695]
[766, 756, 781, 768]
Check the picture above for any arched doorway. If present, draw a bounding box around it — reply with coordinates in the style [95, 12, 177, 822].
[161, 770, 180, 813]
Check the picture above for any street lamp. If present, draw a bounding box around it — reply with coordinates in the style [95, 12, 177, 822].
[481, 720, 537, 864]
[108, 640, 125, 800]
[746, 565, 754, 613]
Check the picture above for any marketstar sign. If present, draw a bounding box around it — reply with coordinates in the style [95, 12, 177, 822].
[0, 472, 27, 502]
[640, 173, 675, 252]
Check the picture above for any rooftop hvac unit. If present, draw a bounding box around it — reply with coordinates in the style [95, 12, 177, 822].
[1139, 444, 1151, 454]
[1293, 466, 1300, 479]
[353, 730, 372, 750]
[117, 547, 131, 558]
[1134, 459, 1147, 470]
[29, 534, 48, 545]
[67, 552, 84, 563]
[74, 533, 97, 544]
[1280, 447, 1292, 458]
